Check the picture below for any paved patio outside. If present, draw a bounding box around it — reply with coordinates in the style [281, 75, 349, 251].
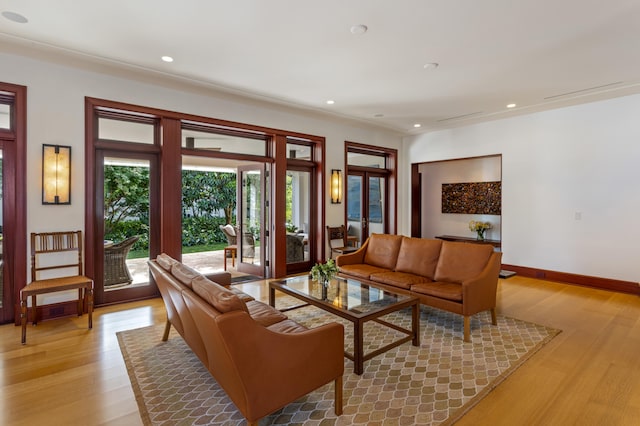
[108, 249, 259, 291]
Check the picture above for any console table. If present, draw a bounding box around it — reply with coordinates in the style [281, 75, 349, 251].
[436, 235, 502, 249]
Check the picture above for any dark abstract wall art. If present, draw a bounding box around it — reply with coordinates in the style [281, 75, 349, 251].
[442, 181, 501, 215]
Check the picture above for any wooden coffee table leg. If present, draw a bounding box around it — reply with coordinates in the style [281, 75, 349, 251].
[269, 286, 276, 307]
[412, 302, 420, 346]
[354, 320, 364, 375]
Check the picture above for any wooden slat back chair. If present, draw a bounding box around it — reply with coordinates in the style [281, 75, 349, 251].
[326, 225, 358, 259]
[20, 230, 94, 344]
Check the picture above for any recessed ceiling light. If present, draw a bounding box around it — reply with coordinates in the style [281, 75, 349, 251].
[374, 114, 384, 118]
[423, 62, 439, 70]
[161, 56, 174, 63]
[413, 124, 422, 128]
[2, 11, 28, 23]
[326, 100, 335, 105]
[350, 24, 368, 35]
[507, 103, 516, 108]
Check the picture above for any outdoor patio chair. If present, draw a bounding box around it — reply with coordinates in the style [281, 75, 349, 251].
[241, 231, 256, 262]
[219, 224, 237, 246]
[104, 235, 139, 287]
[286, 233, 305, 263]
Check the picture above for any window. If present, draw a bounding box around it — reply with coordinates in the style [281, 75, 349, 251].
[0, 102, 10, 130]
[182, 123, 267, 157]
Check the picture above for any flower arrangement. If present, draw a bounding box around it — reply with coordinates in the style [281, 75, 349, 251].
[310, 259, 338, 285]
[469, 220, 491, 240]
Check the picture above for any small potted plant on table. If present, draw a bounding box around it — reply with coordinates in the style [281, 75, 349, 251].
[310, 259, 338, 287]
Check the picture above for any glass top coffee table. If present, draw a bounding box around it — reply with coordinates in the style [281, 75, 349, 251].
[269, 275, 420, 375]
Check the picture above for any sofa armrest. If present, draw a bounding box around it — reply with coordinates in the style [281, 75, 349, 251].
[216, 311, 344, 421]
[335, 238, 369, 267]
[461, 251, 503, 316]
[204, 271, 232, 286]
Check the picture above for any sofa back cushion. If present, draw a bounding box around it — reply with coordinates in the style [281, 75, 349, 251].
[434, 241, 494, 284]
[171, 262, 201, 288]
[191, 275, 248, 313]
[363, 234, 403, 270]
[395, 237, 442, 279]
[156, 253, 178, 271]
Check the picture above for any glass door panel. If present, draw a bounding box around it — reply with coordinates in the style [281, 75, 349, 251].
[237, 164, 266, 276]
[99, 154, 158, 304]
[347, 174, 364, 245]
[368, 175, 386, 234]
[286, 169, 312, 272]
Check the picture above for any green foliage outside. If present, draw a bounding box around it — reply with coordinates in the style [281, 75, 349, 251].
[103, 165, 238, 257]
[285, 173, 293, 223]
[182, 170, 236, 225]
[103, 165, 150, 252]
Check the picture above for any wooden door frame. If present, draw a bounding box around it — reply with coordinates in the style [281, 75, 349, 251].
[93, 150, 161, 306]
[0, 82, 27, 325]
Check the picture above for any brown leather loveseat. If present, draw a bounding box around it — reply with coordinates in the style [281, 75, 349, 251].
[148, 254, 344, 425]
[336, 234, 502, 342]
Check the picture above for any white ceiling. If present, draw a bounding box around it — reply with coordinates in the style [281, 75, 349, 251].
[2, 0, 640, 134]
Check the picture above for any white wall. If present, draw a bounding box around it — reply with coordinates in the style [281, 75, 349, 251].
[419, 156, 502, 241]
[404, 94, 640, 282]
[0, 50, 403, 276]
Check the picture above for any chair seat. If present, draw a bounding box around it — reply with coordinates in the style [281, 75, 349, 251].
[21, 275, 92, 296]
[332, 246, 357, 254]
[22, 230, 94, 344]
[327, 225, 356, 259]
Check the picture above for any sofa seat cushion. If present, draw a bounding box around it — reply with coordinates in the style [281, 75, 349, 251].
[245, 300, 288, 327]
[192, 275, 249, 313]
[434, 241, 494, 284]
[370, 271, 430, 289]
[363, 234, 404, 270]
[411, 281, 463, 302]
[267, 319, 308, 333]
[395, 237, 442, 280]
[338, 264, 390, 280]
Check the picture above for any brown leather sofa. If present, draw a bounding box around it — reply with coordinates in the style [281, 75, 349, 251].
[148, 254, 344, 426]
[336, 234, 502, 342]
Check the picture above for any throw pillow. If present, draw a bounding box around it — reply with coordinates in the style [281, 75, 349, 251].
[222, 224, 236, 237]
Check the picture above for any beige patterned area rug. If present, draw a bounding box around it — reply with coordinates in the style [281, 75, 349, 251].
[117, 304, 560, 425]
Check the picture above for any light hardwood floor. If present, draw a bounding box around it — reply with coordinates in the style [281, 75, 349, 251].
[1, 276, 639, 425]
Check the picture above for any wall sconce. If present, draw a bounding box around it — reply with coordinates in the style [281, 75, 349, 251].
[42, 144, 71, 205]
[330, 169, 342, 204]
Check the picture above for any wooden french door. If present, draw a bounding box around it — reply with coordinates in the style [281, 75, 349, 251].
[237, 164, 267, 276]
[347, 171, 388, 244]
